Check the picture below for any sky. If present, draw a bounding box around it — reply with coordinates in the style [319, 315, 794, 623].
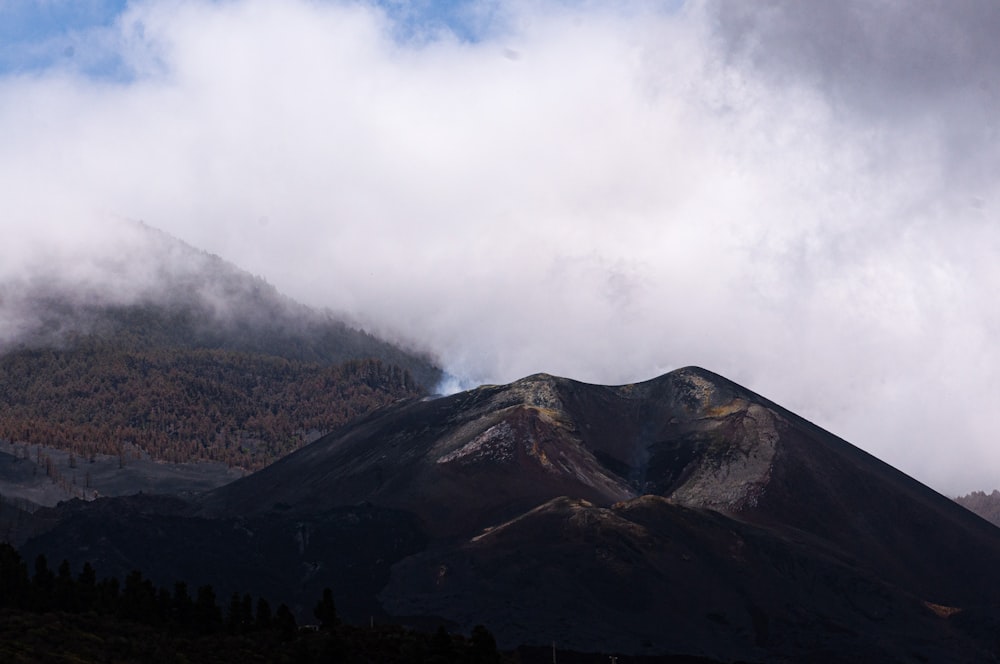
[1, 0, 999, 496]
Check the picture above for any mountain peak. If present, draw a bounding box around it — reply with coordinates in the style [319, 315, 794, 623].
[200, 366, 1000, 595]
[501, 372, 566, 410]
[197, 367, 788, 531]
[26, 366, 1000, 659]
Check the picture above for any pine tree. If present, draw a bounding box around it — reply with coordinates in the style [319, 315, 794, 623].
[171, 581, 193, 628]
[77, 562, 97, 611]
[469, 625, 500, 664]
[254, 596, 272, 631]
[313, 587, 339, 630]
[194, 584, 222, 635]
[54, 559, 77, 611]
[226, 591, 254, 633]
[275, 603, 297, 642]
[32, 554, 54, 611]
[430, 625, 453, 663]
[0, 543, 30, 609]
[97, 576, 120, 614]
[241, 593, 254, 632]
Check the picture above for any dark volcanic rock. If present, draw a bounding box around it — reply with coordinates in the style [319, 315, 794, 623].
[382, 495, 990, 661]
[19, 367, 1000, 661]
[19, 495, 426, 623]
[197, 374, 638, 536]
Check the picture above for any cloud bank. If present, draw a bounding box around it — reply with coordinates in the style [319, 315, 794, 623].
[1, 0, 999, 495]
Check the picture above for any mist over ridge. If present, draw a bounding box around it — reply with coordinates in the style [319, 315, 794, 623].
[2, 0, 1000, 495]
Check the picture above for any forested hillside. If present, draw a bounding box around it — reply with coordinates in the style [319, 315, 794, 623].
[0, 542, 513, 664]
[0, 223, 440, 471]
[0, 348, 421, 471]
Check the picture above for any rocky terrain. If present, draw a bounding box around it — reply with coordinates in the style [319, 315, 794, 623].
[13, 367, 1000, 662]
[955, 489, 1000, 527]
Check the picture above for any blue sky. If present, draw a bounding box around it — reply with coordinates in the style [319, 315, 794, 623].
[0, 1, 127, 44]
[0, 0, 127, 75]
[0, 1, 686, 78]
[0, 0, 145, 81]
[0, 0, 509, 78]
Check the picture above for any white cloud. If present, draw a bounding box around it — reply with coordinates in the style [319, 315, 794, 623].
[1, 0, 999, 495]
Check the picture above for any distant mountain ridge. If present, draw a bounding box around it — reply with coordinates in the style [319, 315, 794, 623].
[956, 489, 1000, 527]
[0, 221, 439, 385]
[0, 221, 441, 471]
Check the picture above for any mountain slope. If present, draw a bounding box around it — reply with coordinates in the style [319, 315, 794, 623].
[202, 366, 1000, 600]
[18, 367, 1000, 661]
[0, 351, 423, 470]
[0, 222, 440, 471]
[0, 221, 440, 384]
[383, 495, 990, 662]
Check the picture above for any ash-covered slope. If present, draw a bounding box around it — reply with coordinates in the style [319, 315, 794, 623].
[192, 367, 1000, 658]
[21, 367, 1000, 661]
[198, 366, 793, 527]
[197, 372, 639, 534]
[201, 365, 1000, 594]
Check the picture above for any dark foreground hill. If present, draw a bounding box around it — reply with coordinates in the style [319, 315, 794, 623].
[0, 222, 440, 471]
[14, 368, 1000, 662]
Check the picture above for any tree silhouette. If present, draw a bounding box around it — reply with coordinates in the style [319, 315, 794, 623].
[121, 569, 158, 624]
[97, 576, 119, 614]
[171, 581, 193, 628]
[54, 559, 77, 611]
[0, 542, 516, 662]
[430, 625, 453, 663]
[77, 562, 97, 611]
[0, 543, 30, 608]
[193, 585, 222, 635]
[31, 554, 54, 611]
[275, 603, 297, 641]
[313, 586, 339, 630]
[254, 596, 272, 631]
[469, 624, 500, 664]
[226, 591, 254, 633]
